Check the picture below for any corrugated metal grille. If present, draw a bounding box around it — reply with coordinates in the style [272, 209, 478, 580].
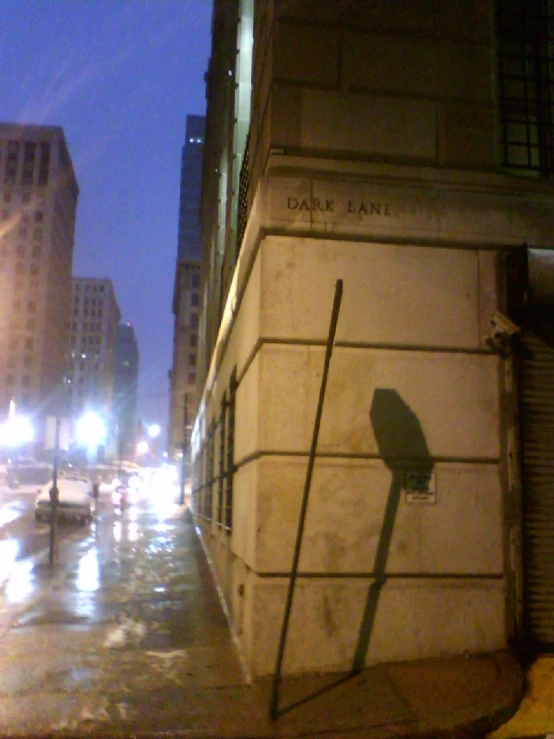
[521, 312, 554, 649]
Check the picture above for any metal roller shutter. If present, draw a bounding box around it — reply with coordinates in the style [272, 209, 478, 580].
[521, 308, 554, 649]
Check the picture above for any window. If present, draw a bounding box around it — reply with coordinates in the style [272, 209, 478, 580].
[32, 245, 41, 258]
[27, 301, 36, 313]
[217, 393, 227, 526]
[33, 228, 42, 240]
[191, 292, 199, 307]
[17, 245, 25, 257]
[189, 353, 196, 366]
[224, 371, 237, 531]
[18, 228, 27, 238]
[192, 273, 200, 288]
[190, 334, 197, 347]
[188, 372, 196, 384]
[21, 376, 30, 388]
[23, 356, 32, 368]
[190, 312, 198, 327]
[24, 338, 33, 350]
[22, 192, 31, 204]
[35, 211, 43, 223]
[497, 0, 554, 174]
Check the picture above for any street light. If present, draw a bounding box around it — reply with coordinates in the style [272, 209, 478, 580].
[147, 423, 161, 439]
[136, 440, 149, 456]
[0, 415, 34, 447]
[76, 412, 106, 450]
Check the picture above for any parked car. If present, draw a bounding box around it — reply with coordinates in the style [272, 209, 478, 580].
[34, 477, 94, 525]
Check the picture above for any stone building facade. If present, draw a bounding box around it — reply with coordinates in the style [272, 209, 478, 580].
[193, 0, 554, 677]
[0, 123, 79, 449]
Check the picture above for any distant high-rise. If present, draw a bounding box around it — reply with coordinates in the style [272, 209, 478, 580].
[168, 115, 205, 461]
[177, 115, 205, 262]
[113, 322, 139, 462]
[0, 123, 79, 449]
[66, 278, 121, 431]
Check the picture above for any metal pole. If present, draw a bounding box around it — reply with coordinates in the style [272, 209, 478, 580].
[270, 279, 343, 720]
[179, 392, 188, 506]
[48, 416, 61, 567]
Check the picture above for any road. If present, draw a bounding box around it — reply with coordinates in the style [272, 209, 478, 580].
[0, 483, 133, 589]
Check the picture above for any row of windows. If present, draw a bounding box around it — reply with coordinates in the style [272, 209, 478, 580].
[192, 370, 236, 531]
[4, 374, 33, 388]
[68, 321, 103, 332]
[70, 335, 102, 346]
[2, 191, 45, 206]
[0, 244, 41, 258]
[73, 296, 105, 306]
[1, 140, 50, 187]
[1, 209, 43, 223]
[73, 283, 106, 294]
[72, 308, 104, 318]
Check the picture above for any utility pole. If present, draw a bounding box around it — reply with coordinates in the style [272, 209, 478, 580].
[48, 416, 61, 567]
[179, 392, 188, 506]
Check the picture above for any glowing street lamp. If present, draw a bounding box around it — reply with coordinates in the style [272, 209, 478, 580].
[76, 412, 106, 450]
[136, 440, 149, 456]
[147, 423, 161, 439]
[0, 415, 34, 447]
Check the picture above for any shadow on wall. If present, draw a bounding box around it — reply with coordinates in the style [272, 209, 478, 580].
[351, 388, 433, 672]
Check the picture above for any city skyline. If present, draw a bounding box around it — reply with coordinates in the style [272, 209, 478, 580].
[0, 0, 212, 439]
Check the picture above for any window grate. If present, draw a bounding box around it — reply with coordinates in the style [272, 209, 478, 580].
[497, 0, 554, 175]
[225, 370, 237, 531]
[217, 393, 227, 526]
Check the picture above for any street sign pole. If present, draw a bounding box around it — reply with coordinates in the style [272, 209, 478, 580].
[48, 416, 61, 567]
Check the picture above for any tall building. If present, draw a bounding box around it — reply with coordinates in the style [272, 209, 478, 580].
[0, 123, 79, 451]
[177, 115, 205, 262]
[168, 116, 204, 461]
[113, 322, 139, 462]
[192, 0, 554, 678]
[66, 277, 121, 454]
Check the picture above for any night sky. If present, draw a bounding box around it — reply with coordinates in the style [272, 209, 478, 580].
[0, 0, 212, 441]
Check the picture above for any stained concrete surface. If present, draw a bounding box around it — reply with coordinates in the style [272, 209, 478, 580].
[0, 489, 524, 737]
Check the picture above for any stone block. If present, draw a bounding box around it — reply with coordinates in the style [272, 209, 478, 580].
[260, 236, 484, 349]
[301, 91, 437, 162]
[250, 457, 503, 575]
[256, 344, 500, 460]
[274, 24, 339, 87]
[249, 577, 505, 675]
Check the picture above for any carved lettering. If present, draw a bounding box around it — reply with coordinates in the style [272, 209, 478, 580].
[288, 195, 393, 216]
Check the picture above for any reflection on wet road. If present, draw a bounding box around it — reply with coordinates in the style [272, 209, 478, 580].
[0, 480, 249, 736]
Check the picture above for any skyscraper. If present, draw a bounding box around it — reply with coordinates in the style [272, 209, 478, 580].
[177, 115, 205, 262]
[168, 115, 205, 461]
[113, 322, 139, 462]
[192, 0, 554, 677]
[66, 277, 121, 453]
[0, 123, 78, 452]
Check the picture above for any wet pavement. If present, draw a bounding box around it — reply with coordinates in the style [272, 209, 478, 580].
[0, 488, 525, 738]
[0, 491, 256, 736]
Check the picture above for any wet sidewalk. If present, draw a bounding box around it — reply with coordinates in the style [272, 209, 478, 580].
[0, 495, 523, 738]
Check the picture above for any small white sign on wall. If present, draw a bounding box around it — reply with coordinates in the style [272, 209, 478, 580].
[405, 471, 436, 504]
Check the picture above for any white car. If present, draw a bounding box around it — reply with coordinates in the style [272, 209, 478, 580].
[34, 477, 94, 525]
